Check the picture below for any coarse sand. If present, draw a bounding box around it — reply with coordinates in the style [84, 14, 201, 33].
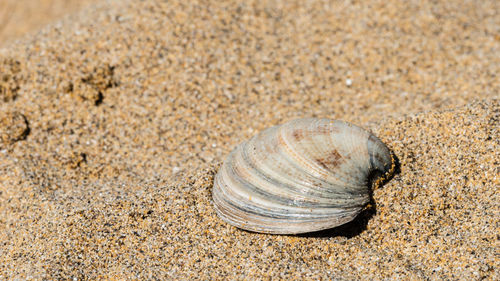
[0, 0, 498, 279]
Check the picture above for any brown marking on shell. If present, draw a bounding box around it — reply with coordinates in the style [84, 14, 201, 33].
[316, 122, 339, 135]
[292, 129, 304, 141]
[315, 149, 344, 170]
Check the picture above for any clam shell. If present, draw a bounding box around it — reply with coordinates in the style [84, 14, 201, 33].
[212, 118, 394, 234]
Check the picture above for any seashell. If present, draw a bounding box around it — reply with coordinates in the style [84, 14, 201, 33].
[212, 118, 395, 234]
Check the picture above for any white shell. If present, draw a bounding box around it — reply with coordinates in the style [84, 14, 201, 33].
[212, 118, 394, 234]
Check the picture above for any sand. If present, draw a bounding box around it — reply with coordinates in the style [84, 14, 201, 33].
[0, 0, 498, 279]
[0, 0, 97, 47]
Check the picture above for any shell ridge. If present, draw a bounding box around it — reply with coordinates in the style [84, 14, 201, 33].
[328, 121, 372, 186]
[280, 119, 366, 191]
[243, 128, 351, 201]
[275, 126, 365, 196]
[248, 124, 362, 199]
[338, 125, 371, 187]
[232, 144, 365, 209]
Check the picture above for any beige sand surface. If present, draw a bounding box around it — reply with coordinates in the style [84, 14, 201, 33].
[0, 0, 97, 47]
[0, 0, 498, 279]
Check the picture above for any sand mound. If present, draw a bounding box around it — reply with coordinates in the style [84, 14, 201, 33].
[0, 0, 498, 279]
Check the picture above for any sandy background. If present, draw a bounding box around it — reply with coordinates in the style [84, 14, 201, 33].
[0, 0, 498, 279]
[0, 0, 97, 47]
